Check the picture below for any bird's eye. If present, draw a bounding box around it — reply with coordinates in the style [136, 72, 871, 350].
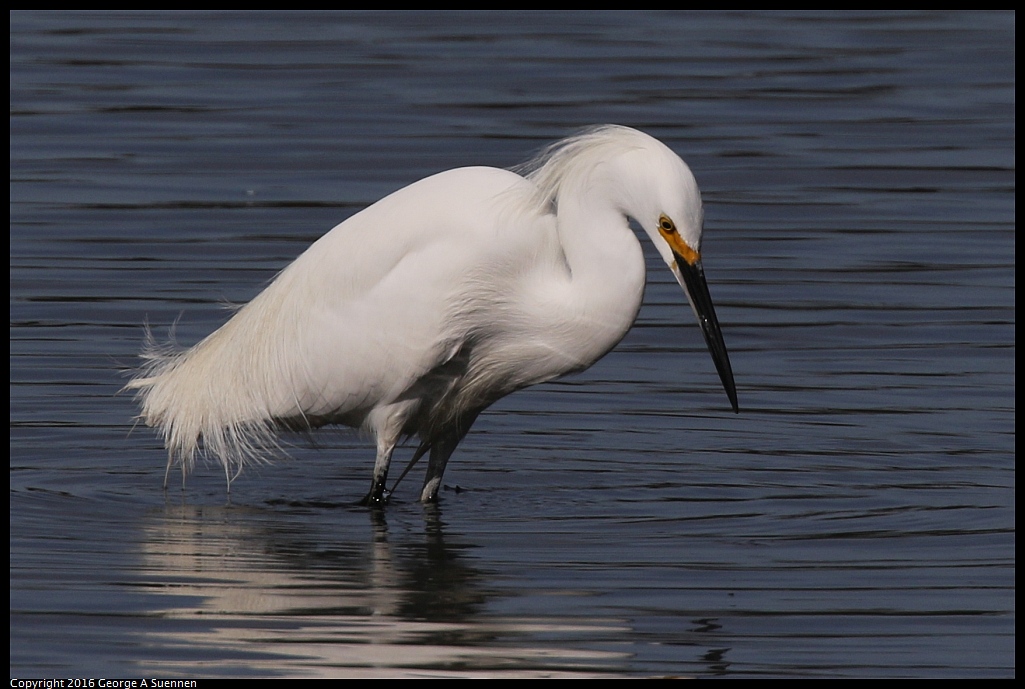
[659, 215, 676, 233]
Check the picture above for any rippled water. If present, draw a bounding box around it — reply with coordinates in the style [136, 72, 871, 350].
[10, 11, 1014, 678]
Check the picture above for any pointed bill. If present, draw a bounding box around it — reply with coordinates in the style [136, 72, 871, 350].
[670, 252, 738, 412]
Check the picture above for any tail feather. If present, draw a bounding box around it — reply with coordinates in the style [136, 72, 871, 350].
[125, 288, 306, 480]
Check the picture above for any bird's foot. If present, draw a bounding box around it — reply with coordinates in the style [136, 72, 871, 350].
[359, 478, 390, 507]
[358, 491, 390, 507]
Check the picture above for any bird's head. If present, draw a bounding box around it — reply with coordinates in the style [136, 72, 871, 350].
[611, 131, 739, 414]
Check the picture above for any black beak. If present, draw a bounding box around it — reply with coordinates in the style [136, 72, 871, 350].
[673, 254, 739, 413]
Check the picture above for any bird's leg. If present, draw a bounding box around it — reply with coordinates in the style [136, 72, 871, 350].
[388, 440, 431, 495]
[420, 412, 479, 502]
[420, 433, 458, 503]
[360, 402, 420, 506]
[360, 438, 397, 507]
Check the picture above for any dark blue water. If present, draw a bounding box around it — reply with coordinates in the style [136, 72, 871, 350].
[10, 11, 1014, 678]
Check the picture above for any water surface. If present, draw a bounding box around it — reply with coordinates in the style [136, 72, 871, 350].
[10, 10, 1015, 678]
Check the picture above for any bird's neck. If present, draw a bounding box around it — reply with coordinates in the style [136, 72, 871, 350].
[553, 199, 647, 351]
[562, 188, 645, 279]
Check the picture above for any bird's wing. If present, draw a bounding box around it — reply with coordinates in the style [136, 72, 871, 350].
[250, 166, 541, 425]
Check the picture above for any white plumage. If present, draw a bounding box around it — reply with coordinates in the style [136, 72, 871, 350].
[127, 125, 737, 504]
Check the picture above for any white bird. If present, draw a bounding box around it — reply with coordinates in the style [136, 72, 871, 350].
[127, 125, 738, 505]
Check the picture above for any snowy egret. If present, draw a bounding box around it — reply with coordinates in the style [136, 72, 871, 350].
[127, 125, 738, 504]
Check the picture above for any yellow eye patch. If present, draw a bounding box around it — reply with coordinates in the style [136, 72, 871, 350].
[656, 214, 700, 265]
